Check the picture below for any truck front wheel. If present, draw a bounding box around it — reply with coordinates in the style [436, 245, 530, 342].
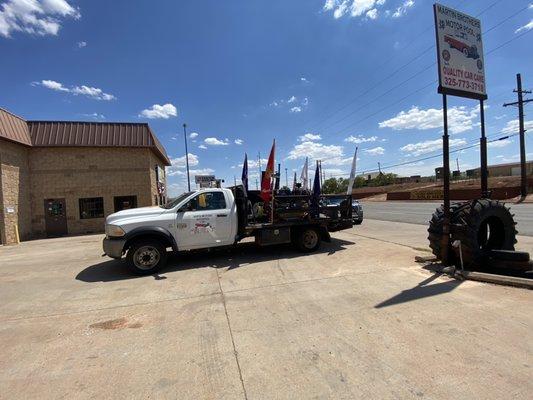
[126, 239, 168, 275]
[295, 227, 321, 253]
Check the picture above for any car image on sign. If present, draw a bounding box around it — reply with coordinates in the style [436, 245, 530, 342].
[444, 33, 479, 59]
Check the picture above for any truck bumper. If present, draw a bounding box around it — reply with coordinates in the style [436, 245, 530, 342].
[103, 237, 126, 259]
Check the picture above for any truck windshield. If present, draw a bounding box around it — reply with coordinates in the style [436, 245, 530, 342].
[160, 192, 194, 209]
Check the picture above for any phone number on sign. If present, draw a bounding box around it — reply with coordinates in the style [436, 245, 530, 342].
[444, 77, 484, 92]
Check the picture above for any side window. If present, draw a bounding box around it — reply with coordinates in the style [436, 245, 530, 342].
[189, 192, 226, 211]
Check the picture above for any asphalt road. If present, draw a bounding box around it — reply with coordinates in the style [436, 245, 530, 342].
[362, 201, 533, 236]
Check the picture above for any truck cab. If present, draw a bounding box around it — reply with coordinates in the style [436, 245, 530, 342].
[103, 188, 239, 273]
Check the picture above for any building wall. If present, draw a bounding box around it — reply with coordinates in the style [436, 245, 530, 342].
[0, 139, 32, 244]
[28, 147, 155, 237]
[149, 151, 168, 205]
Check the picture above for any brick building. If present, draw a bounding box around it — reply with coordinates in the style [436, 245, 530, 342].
[0, 108, 171, 245]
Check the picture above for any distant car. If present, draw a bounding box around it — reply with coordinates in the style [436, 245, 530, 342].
[322, 196, 363, 225]
[444, 34, 479, 59]
[351, 199, 363, 225]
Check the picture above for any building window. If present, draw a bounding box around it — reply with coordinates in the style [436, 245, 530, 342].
[114, 196, 137, 212]
[79, 197, 104, 219]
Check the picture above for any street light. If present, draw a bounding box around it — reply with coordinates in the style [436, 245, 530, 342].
[183, 123, 191, 191]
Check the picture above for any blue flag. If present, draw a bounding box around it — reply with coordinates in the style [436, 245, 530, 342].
[241, 153, 248, 196]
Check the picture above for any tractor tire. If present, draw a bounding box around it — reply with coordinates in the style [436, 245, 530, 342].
[451, 199, 517, 266]
[427, 202, 466, 263]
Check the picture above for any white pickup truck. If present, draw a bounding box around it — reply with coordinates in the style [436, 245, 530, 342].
[103, 187, 353, 274]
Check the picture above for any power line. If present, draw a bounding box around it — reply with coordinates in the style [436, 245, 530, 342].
[327, 132, 520, 178]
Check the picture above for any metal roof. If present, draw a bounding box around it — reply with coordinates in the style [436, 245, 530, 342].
[0, 108, 170, 166]
[0, 108, 32, 146]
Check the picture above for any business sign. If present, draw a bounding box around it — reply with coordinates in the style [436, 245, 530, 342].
[194, 175, 216, 184]
[433, 3, 487, 100]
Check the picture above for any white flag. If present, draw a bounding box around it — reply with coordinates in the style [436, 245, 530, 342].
[347, 147, 358, 195]
[300, 157, 308, 190]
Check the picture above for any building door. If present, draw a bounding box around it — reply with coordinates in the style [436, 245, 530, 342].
[44, 198, 68, 237]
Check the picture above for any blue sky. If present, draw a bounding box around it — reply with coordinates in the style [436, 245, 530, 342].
[1, 0, 532, 195]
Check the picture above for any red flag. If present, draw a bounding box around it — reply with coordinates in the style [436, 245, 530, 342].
[260, 140, 275, 202]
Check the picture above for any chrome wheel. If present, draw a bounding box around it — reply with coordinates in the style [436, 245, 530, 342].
[133, 246, 160, 270]
[302, 229, 318, 249]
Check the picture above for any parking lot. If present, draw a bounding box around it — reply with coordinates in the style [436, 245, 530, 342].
[1, 220, 532, 399]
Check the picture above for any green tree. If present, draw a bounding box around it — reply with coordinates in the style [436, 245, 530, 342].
[368, 173, 397, 187]
[322, 177, 349, 194]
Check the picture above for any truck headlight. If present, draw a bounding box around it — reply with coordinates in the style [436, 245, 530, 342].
[106, 224, 125, 238]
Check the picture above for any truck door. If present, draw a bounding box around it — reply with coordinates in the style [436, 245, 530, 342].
[176, 191, 233, 249]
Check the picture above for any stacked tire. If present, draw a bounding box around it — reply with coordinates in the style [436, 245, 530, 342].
[428, 199, 521, 268]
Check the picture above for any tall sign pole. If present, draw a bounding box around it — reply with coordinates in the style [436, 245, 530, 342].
[479, 100, 488, 197]
[434, 3, 487, 265]
[504, 73, 532, 199]
[183, 123, 191, 191]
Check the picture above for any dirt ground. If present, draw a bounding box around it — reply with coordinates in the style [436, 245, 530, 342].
[1, 220, 532, 399]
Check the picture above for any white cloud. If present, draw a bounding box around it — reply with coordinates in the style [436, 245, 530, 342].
[287, 95, 297, 103]
[324, 0, 387, 20]
[77, 40, 86, 48]
[198, 144, 207, 149]
[204, 137, 229, 146]
[234, 138, 243, 145]
[139, 103, 177, 119]
[81, 112, 105, 120]
[400, 138, 467, 157]
[290, 106, 302, 113]
[0, 0, 80, 38]
[168, 153, 199, 176]
[379, 105, 479, 134]
[35, 79, 116, 101]
[287, 140, 351, 166]
[501, 119, 533, 134]
[300, 77, 310, 83]
[515, 19, 533, 34]
[302, 97, 309, 106]
[189, 132, 198, 139]
[392, 0, 415, 18]
[366, 8, 378, 19]
[364, 146, 385, 155]
[488, 139, 513, 148]
[299, 133, 321, 142]
[345, 134, 378, 144]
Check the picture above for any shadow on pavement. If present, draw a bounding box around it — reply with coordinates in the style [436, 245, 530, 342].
[375, 266, 464, 309]
[76, 238, 355, 283]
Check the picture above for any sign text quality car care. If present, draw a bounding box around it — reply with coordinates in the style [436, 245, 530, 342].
[434, 3, 486, 100]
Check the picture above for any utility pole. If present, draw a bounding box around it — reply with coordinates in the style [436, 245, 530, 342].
[479, 99, 488, 197]
[285, 167, 288, 187]
[258, 152, 262, 181]
[456, 158, 460, 172]
[255, 178, 258, 190]
[504, 73, 532, 198]
[378, 162, 382, 174]
[182, 123, 191, 191]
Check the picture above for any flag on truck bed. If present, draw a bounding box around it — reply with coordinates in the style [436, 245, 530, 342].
[241, 153, 248, 196]
[260, 140, 275, 202]
[312, 160, 321, 217]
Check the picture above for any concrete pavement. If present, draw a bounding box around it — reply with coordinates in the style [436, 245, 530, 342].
[362, 201, 533, 236]
[1, 223, 532, 399]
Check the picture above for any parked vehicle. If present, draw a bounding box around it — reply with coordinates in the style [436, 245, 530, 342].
[103, 187, 353, 274]
[444, 33, 479, 59]
[322, 195, 363, 225]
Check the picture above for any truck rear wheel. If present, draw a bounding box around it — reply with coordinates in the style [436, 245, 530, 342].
[126, 239, 168, 275]
[295, 227, 321, 253]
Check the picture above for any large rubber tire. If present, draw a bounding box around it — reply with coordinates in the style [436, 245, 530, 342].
[126, 239, 168, 275]
[295, 227, 321, 253]
[451, 199, 517, 266]
[427, 202, 466, 264]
